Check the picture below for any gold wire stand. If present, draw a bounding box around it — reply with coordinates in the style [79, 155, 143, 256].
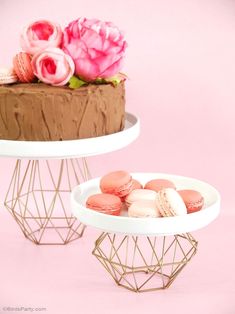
[4, 158, 91, 245]
[93, 232, 198, 292]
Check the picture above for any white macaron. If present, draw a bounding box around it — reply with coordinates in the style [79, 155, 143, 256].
[156, 188, 187, 217]
[0, 68, 18, 84]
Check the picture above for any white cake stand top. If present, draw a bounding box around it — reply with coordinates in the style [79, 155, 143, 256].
[0, 112, 139, 159]
[71, 173, 221, 236]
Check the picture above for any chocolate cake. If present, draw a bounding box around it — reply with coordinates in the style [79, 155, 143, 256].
[0, 82, 125, 141]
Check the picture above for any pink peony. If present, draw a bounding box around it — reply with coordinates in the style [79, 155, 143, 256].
[62, 17, 127, 81]
[20, 20, 62, 55]
[31, 48, 75, 86]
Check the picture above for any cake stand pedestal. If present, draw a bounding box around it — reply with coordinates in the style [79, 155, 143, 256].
[71, 173, 220, 292]
[0, 112, 140, 245]
[92, 232, 197, 292]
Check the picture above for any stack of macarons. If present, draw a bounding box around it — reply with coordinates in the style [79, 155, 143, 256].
[86, 171, 205, 218]
[86, 171, 133, 216]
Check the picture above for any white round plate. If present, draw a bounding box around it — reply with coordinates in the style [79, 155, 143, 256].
[71, 173, 221, 236]
[0, 112, 139, 159]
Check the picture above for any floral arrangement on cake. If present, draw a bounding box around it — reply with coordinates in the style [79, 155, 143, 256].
[6, 18, 127, 88]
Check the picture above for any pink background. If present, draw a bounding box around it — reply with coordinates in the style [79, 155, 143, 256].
[0, 0, 234, 313]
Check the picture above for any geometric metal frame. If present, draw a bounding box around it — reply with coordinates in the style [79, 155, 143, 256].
[93, 232, 198, 292]
[4, 158, 90, 245]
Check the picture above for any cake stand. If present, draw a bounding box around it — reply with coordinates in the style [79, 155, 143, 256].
[0, 112, 140, 245]
[71, 173, 220, 292]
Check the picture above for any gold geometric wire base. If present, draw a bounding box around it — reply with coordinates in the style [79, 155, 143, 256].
[93, 232, 198, 292]
[4, 158, 91, 245]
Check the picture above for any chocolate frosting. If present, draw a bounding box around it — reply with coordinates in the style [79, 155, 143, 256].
[0, 82, 125, 141]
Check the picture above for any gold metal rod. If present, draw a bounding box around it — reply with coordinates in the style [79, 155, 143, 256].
[93, 232, 198, 292]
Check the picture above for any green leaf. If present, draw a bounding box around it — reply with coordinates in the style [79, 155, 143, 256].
[104, 73, 128, 86]
[105, 77, 121, 86]
[68, 76, 86, 89]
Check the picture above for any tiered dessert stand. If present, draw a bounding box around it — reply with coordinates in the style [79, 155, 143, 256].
[0, 112, 140, 245]
[71, 173, 220, 292]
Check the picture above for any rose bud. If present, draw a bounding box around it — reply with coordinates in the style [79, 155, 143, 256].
[31, 48, 75, 86]
[20, 20, 62, 55]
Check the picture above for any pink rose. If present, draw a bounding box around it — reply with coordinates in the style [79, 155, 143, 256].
[62, 17, 127, 81]
[20, 20, 62, 55]
[31, 48, 75, 86]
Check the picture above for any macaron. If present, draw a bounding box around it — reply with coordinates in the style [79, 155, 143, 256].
[86, 193, 122, 216]
[132, 179, 143, 190]
[128, 200, 161, 218]
[100, 170, 133, 198]
[125, 189, 157, 208]
[121, 179, 143, 203]
[178, 189, 204, 213]
[144, 179, 176, 192]
[13, 52, 35, 83]
[0, 68, 18, 84]
[156, 188, 187, 217]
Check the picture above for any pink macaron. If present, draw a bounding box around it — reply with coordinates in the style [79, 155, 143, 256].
[132, 179, 143, 190]
[156, 188, 187, 217]
[13, 52, 35, 83]
[125, 189, 157, 208]
[100, 171, 133, 198]
[128, 200, 161, 218]
[86, 193, 122, 216]
[121, 179, 143, 202]
[178, 190, 204, 213]
[0, 68, 18, 84]
[144, 179, 176, 192]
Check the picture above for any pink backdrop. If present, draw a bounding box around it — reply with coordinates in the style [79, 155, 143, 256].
[1, 0, 235, 211]
[0, 0, 234, 313]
